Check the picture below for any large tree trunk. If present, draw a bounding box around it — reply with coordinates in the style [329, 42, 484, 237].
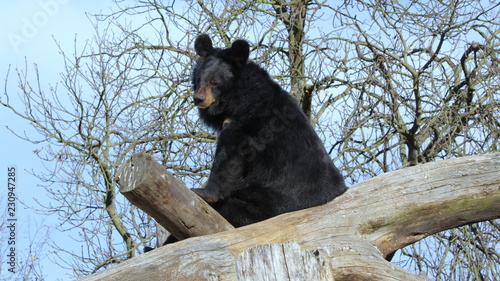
[79, 153, 500, 281]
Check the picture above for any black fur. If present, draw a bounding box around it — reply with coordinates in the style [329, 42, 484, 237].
[190, 34, 347, 228]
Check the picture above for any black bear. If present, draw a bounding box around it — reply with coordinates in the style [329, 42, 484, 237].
[190, 34, 347, 228]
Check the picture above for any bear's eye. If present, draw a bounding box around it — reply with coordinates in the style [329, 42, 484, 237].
[210, 80, 219, 86]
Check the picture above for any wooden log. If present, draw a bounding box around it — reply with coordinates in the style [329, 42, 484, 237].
[80, 153, 500, 281]
[236, 241, 430, 281]
[236, 242, 335, 281]
[115, 152, 234, 240]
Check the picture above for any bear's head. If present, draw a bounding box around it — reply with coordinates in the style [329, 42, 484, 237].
[192, 34, 250, 115]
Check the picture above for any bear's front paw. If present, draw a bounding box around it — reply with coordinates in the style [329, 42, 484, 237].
[191, 188, 220, 204]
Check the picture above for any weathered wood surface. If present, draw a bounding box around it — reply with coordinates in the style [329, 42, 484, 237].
[80, 153, 500, 281]
[236, 242, 335, 281]
[115, 152, 234, 241]
[235, 241, 428, 281]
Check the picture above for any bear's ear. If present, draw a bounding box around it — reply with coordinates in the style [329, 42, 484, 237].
[228, 39, 249, 66]
[195, 34, 213, 57]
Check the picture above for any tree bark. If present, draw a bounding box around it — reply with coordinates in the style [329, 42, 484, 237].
[81, 153, 500, 281]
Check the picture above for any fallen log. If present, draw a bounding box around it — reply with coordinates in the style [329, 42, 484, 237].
[115, 152, 234, 241]
[79, 152, 500, 281]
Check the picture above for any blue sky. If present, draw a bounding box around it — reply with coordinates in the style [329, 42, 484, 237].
[1, 1, 118, 280]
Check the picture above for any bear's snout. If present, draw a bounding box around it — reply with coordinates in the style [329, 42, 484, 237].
[193, 92, 205, 105]
[193, 86, 216, 108]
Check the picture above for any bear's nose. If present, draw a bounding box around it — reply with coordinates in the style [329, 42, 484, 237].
[193, 93, 205, 105]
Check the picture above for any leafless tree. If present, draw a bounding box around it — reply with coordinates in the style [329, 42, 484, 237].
[2, 0, 499, 279]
